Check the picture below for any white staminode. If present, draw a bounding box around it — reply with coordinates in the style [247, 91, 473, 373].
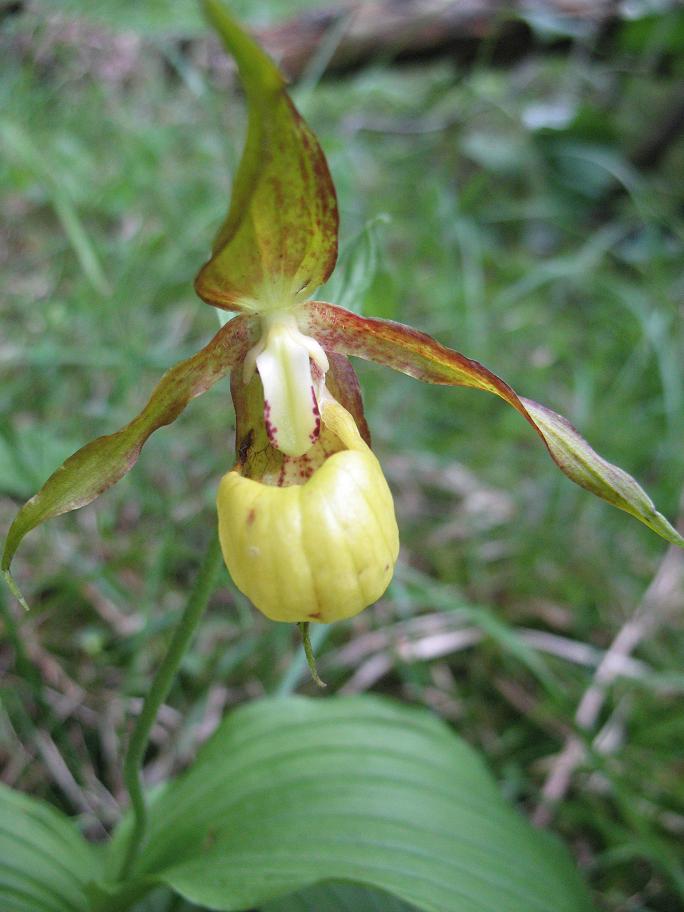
[243, 311, 329, 457]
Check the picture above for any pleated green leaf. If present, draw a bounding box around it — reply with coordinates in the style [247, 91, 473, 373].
[129, 696, 595, 912]
[263, 881, 419, 912]
[0, 783, 100, 912]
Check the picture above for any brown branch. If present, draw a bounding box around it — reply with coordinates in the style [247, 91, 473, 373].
[253, 0, 622, 81]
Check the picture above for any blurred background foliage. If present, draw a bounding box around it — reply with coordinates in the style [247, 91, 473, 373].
[1, 1, 684, 909]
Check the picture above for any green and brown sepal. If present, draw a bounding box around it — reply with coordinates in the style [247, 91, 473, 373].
[194, 0, 338, 314]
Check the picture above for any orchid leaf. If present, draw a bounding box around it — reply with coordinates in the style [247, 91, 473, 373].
[263, 882, 419, 912]
[126, 696, 595, 912]
[0, 782, 100, 912]
[194, 0, 338, 312]
[2, 316, 254, 583]
[302, 302, 684, 548]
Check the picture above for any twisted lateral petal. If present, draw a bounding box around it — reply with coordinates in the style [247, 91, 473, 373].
[301, 302, 684, 548]
[519, 398, 683, 543]
[2, 316, 255, 576]
[194, 0, 338, 313]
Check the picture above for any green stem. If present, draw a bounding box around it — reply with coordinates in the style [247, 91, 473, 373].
[116, 535, 223, 881]
[275, 622, 330, 695]
[298, 621, 326, 688]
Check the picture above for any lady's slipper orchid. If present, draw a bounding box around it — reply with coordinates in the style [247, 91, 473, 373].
[3, 0, 683, 641]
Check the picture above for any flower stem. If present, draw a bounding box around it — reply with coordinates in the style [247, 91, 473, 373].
[298, 621, 326, 688]
[116, 534, 223, 881]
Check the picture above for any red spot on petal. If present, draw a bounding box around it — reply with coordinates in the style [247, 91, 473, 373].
[263, 400, 279, 445]
[309, 386, 321, 443]
[247, 509, 256, 526]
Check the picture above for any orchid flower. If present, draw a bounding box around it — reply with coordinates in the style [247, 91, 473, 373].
[3, 1, 683, 645]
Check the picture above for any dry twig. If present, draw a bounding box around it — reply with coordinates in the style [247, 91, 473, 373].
[532, 494, 684, 828]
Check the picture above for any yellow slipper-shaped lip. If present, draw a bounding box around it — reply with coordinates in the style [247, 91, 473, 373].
[217, 399, 399, 623]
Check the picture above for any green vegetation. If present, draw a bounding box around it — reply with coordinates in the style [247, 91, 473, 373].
[1, 2, 684, 910]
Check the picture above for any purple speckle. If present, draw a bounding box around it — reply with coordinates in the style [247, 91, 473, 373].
[309, 386, 321, 443]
